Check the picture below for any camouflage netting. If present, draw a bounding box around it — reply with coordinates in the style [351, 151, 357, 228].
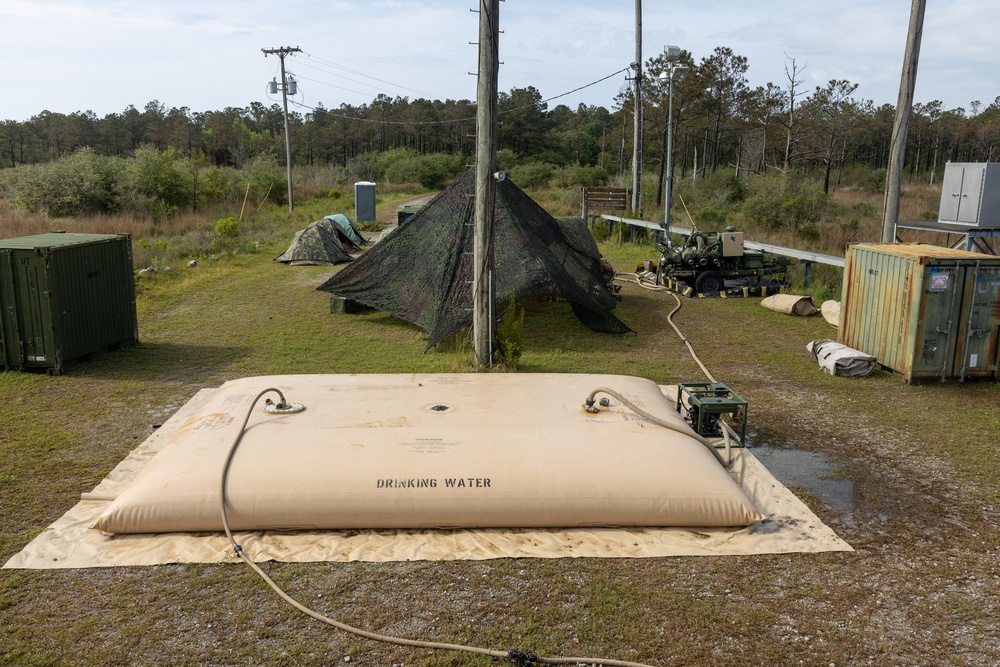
[317, 170, 631, 349]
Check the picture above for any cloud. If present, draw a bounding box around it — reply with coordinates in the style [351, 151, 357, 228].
[1, 0, 997, 121]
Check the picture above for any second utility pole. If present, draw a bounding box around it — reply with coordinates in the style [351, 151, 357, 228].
[630, 0, 642, 214]
[473, 0, 500, 369]
[262, 46, 301, 213]
[881, 0, 926, 243]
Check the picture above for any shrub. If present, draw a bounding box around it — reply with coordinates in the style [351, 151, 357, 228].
[694, 207, 726, 225]
[673, 171, 744, 224]
[866, 168, 887, 193]
[739, 174, 836, 234]
[724, 175, 748, 204]
[214, 216, 239, 240]
[117, 145, 188, 217]
[508, 161, 554, 188]
[6, 148, 123, 215]
[376, 149, 463, 189]
[414, 154, 462, 189]
[853, 202, 877, 217]
[243, 154, 287, 207]
[493, 296, 525, 367]
[591, 220, 610, 242]
[496, 148, 519, 170]
[550, 164, 610, 189]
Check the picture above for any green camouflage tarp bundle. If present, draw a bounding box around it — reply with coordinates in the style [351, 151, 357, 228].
[317, 170, 631, 348]
[275, 219, 353, 265]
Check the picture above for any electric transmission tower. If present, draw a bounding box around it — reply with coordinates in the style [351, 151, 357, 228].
[262, 46, 301, 212]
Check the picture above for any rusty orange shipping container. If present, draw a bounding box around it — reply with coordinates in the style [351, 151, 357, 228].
[839, 243, 1000, 383]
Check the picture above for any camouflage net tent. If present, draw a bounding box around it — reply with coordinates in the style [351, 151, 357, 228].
[317, 170, 631, 348]
[275, 219, 353, 266]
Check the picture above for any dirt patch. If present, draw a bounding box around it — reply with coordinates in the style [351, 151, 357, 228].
[2, 258, 1000, 666]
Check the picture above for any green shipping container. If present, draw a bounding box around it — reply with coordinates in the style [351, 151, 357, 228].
[0, 233, 138, 374]
[840, 243, 1000, 383]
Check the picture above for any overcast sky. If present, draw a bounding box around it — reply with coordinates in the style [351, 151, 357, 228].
[3, 0, 998, 123]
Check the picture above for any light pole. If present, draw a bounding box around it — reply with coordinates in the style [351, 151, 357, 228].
[659, 46, 688, 246]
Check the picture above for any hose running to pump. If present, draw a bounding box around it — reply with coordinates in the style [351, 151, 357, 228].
[611, 272, 738, 464]
[220, 389, 656, 667]
[582, 386, 728, 467]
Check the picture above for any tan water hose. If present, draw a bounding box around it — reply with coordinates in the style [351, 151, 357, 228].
[220, 388, 656, 667]
[613, 272, 740, 463]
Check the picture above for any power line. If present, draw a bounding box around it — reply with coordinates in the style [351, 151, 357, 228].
[291, 73, 383, 100]
[301, 50, 437, 97]
[295, 59, 419, 99]
[536, 67, 630, 105]
[285, 66, 631, 126]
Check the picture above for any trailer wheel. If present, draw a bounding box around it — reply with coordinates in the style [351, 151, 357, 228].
[695, 271, 723, 293]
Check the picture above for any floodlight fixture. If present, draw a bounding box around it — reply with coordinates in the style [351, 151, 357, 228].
[660, 46, 687, 243]
[659, 65, 690, 83]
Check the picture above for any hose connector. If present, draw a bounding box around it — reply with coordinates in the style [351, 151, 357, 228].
[508, 649, 538, 666]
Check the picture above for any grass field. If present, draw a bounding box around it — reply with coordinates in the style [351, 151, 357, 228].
[1, 199, 999, 666]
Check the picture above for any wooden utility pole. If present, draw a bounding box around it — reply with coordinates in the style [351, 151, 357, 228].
[473, 0, 500, 368]
[262, 46, 301, 213]
[630, 0, 642, 213]
[881, 0, 926, 243]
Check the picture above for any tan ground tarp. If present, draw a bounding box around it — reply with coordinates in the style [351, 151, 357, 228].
[761, 294, 819, 316]
[4, 378, 852, 570]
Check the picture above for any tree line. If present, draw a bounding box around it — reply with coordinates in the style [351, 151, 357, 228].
[2, 46, 998, 196]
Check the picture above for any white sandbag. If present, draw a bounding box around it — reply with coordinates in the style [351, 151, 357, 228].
[761, 294, 819, 316]
[821, 300, 840, 328]
[92, 374, 764, 534]
[807, 339, 876, 377]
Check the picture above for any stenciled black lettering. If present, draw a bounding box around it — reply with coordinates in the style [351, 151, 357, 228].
[377, 478, 440, 489]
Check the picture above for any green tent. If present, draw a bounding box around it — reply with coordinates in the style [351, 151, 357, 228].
[323, 214, 367, 249]
[275, 220, 353, 266]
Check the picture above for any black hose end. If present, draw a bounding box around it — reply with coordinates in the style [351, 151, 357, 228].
[507, 649, 538, 666]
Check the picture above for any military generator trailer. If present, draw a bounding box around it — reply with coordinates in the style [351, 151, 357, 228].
[657, 227, 792, 293]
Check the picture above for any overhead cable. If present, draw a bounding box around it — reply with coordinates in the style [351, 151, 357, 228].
[301, 50, 437, 97]
[286, 66, 631, 126]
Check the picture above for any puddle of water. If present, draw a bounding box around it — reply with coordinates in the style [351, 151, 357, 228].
[749, 442, 855, 515]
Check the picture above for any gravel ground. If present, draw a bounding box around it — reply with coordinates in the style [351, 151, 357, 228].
[2, 267, 999, 667]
